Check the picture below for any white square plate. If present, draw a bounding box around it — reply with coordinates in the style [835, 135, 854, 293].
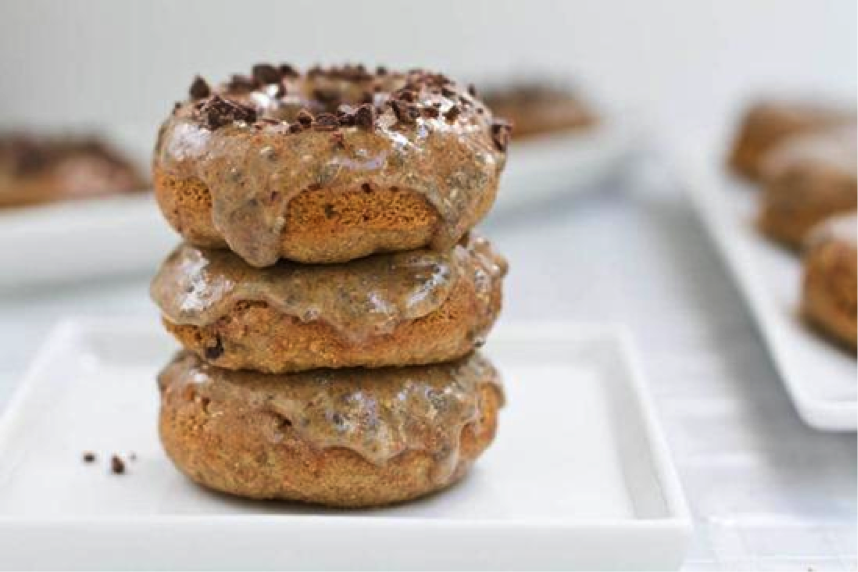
[0, 319, 690, 571]
[681, 150, 857, 431]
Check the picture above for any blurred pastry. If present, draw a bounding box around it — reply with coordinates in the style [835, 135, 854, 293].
[482, 82, 596, 139]
[0, 134, 145, 208]
[152, 234, 506, 373]
[801, 213, 857, 350]
[158, 350, 503, 507]
[154, 65, 510, 267]
[728, 100, 854, 180]
[757, 126, 856, 248]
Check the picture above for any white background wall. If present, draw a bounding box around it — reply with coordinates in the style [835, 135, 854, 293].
[0, 0, 854, 150]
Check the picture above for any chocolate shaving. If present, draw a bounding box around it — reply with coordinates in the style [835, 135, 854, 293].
[467, 84, 477, 97]
[441, 86, 456, 99]
[198, 96, 257, 129]
[278, 63, 299, 77]
[252, 63, 281, 85]
[226, 74, 257, 92]
[288, 123, 303, 134]
[490, 120, 512, 151]
[297, 109, 314, 127]
[443, 105, 461, 122]
[83, 451, 96, 463]
[397, 89, 416, 102]
[204, 337, 224, 360]
[421, 106, 440, 119]
[189, 76, 211, 99]
[354, 104, 376, 130]
[313, 87, 341, 107]
[313, 113, 339, 131]
[391, 100, 419, 125]
[337, 111, 356, 127]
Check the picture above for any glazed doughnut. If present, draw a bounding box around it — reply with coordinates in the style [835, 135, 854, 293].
[728, 99, 854, 180]
[0, 134, 145, 208]
[757, 126, 856, 248]
[151, 233, 506, 373]
[158, 350, 503, 507]
[154, 64, 511, 267]
[482, 82, 596, 139]
[801, 213, 857, 351]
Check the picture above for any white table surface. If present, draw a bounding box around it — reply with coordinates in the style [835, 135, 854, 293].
[0, 156, 854, 571]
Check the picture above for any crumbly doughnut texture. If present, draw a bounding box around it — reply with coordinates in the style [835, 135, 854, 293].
[758, 127, 856, 248]
[152, 234, 506, 373]
[801, 214, 857, 351]
[153, 64, 510, 266]
[158, 351, 503, 507]
[728, 100, 854, 181]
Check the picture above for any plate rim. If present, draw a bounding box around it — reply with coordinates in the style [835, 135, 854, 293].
[0, 318, 692, 531]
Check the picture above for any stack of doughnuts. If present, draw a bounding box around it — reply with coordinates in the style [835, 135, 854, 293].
[150, 64, 511, 507]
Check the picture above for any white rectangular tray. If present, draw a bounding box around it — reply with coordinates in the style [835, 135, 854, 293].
[0, 194, 176, 287]
[0, 319, 690, 571]
[682, 151, 857, 431]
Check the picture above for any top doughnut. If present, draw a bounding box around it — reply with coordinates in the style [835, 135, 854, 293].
[153, 64, 511, 267]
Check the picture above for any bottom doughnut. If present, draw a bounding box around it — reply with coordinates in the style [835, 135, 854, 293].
[158, 351, 504, 507]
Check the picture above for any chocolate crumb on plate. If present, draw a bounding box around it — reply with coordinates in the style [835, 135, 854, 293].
[111, 455, 126, 475]
[82, 451, 96, 463]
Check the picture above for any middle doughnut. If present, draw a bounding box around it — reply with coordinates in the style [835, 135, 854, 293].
[151, 233, 506, 373]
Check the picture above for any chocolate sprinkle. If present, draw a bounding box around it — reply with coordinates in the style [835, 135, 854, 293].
[313, 113, 339, 131]
[188, 76, 211, 99]
[110, 455, 125, 475]
[252, 63, 281, 85]
[198, 96, 257, 130]
[443, 105, 461, 122]
[354, 104, 376, 130]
